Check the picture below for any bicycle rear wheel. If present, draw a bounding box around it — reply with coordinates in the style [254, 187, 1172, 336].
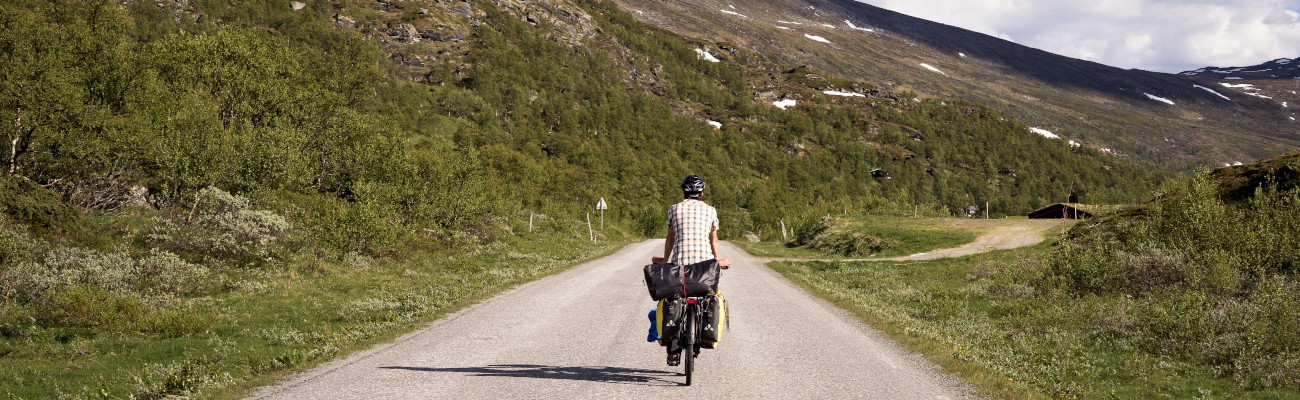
[684, 305, 696, 386]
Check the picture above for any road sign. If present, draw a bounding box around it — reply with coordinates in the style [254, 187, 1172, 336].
[596, 198, 607, 229]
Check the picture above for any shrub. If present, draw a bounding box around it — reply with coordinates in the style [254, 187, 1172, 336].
[35, 285, 142, 328]
[0, 221, 47, 267]
[792, 216, 892, 256]
[1046, 172, 1300, 388]
[141, 305, 213, 337]
[807, 231, 892, 257]
[0, 246, 210, 306]
[0, 176, 79, 228]
[147, 186, 288, 266]
[0, 300, 33, 337]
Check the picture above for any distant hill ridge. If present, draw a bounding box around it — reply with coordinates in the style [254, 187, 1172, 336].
[613, 0, 1300, 169]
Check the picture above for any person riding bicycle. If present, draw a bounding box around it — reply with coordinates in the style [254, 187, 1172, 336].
[652, 175, 732, 366]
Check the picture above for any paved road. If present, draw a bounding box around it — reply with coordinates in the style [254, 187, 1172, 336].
[766, 219, 1069, 262]
[252, 240, 979, 399]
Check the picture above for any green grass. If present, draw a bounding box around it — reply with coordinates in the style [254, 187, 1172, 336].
[768, 245, 1300, 399]
[734, 215, 981, 258]
[0, 227, 634, 399]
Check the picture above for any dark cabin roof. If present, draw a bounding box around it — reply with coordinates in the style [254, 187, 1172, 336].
[1028, 203, 1121, 219]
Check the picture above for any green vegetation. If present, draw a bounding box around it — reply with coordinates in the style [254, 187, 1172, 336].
[735, 215, 980, 258]
[772, 157, 1300, 398]
[0, 0, 1177, 396]
[0, 202, 627, 398]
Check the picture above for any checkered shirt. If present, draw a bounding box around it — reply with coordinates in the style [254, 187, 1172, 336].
[667, 199, 720, 265]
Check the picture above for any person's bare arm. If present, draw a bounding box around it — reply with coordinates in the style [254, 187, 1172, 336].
[659, 228, 675, 262]
[710, 228, 732, 268]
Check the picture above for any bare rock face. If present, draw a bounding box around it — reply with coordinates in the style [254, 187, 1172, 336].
[418, 25, 464, 42]
[333, 14, 356, 29]
[290, 1, 306, 11]
[384, 23, 422, 44]
[123, 185, 152, 209]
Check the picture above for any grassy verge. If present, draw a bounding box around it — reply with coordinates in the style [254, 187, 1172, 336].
[768, 245, 1300, 398]
[0, 221, 633, 399]
[735, 216, 981, 258]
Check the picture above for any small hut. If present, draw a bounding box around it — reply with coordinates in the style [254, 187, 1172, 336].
[1027, 203, 1118, 219]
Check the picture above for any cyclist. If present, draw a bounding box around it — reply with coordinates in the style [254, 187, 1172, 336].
[652, 175, 731, 366]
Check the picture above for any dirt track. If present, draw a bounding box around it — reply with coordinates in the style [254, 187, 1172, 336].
[766, 218, 1071, 263]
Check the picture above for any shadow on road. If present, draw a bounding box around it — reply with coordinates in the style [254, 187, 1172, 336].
[380, 364, 680, 386]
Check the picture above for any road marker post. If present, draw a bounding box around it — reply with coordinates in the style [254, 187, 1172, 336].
[596, 198, 608, 230]
[587, 213, 594, 242]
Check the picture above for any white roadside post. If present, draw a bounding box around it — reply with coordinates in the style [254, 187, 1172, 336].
[596, 197, 608, 230]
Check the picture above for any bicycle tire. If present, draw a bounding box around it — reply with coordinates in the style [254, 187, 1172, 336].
[684, 304, 696, 386]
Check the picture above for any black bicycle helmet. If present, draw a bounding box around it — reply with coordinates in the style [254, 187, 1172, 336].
[681, 175, 706, 194]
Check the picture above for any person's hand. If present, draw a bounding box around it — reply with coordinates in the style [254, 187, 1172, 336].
[652, 256, 667, 264]
[718, 258, 732, 269]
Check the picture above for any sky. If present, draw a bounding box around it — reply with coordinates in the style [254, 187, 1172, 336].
[858, 0, 1300, 73]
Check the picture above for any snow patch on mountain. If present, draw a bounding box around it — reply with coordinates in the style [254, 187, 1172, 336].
[695, 49, 720, 63]
[845, 20, 874, 32]
[773, 99, 797, 109]
[1030, 127, 1059, 139]
[919, 63, 947, 76]
[720, 9, 746, 17]
[821, 24, 835, 28]
[775, 26, 791, 30]
[804, 34, 830, 43]
[1194, 85, 1231, 100]
[1220, 83, 1255, 89]
[823, 90, 865, 97]
[777, 20, 803, 25]
[959, 52, 967, 58]
[707, 120, 722, 129]
[1145, 93, 1175, 105]
[1069, 140, 1081, 148]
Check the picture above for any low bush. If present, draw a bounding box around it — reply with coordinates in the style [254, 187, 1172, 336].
[146, 187, 288, 266]
[793, 217, 893, 256]
[981, 173, 1300, 389]
[0, 300, 33, 337]
[34, 285, 143, 328]
[0, 176, 79, 228]
[2, 246, 211, 303]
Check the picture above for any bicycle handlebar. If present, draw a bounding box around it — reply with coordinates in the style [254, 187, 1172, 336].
[649, 257, 731, 269]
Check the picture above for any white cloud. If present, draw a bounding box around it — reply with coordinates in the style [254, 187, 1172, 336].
[859, 0, 1300, 72]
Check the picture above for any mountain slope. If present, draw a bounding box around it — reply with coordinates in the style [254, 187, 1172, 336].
[1182, 58, 1300, 129]
[613, 0, 1299, 169]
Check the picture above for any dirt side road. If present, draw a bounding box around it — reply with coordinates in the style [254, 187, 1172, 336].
[766, 218, 1071, 263]
[250, 240, 979, 399]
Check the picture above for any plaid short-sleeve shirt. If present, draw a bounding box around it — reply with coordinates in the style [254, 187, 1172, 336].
[667, 199, 720, 265]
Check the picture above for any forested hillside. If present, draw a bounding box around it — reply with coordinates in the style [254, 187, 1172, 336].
[2, 0, 1160, 241]
[1, 0, 1166, 396]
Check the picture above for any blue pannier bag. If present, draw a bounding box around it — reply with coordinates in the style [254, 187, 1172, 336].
[647, 309, 660, 342]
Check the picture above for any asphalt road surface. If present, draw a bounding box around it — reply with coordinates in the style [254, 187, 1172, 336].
[252, 240, 979, 399]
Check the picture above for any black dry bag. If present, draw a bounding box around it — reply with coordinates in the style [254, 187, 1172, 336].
[643, 260, 721, 301]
